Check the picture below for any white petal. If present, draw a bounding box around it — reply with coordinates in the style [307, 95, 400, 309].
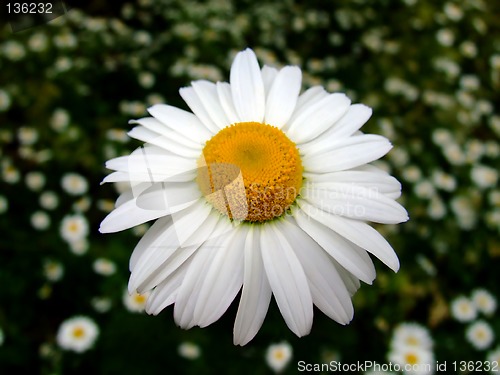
[302, 134, 393, 173]
[261, 65, 278, 96]
[277, 218, 354, 324]
[292, 86, 328, 117]
[302, 183, 408, 224]
[230, 48, 265, 122]
[216, 82, 240, 125]
[233, 226, 272, 346]
[181, 82, 230, 131]
[128, 126, 200, 158]
[135, 181, 201, 212]
[127, 200, 213, 292]
[293, 205, 376, 284]
[264, 66, 302, 129]
[146, 264, 189, 315]
[193, 226, 246, 327]
[260, 223, 313, 337]
[303, 170, 402, 199]
[104, 145, 197, 183]
[129, 117, 202, 150]
[173, 221, 229, 328]
[132, 212, 221, 294]
[147, 104, 213, 143]
[299, 104, 372, 153]
[287, 93, 351, 144]
[298, 201, 400, 272]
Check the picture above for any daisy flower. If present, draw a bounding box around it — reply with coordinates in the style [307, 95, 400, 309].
[56, 316, 99, 353]
[100, 48, 408, 345]
[391, 322, 433, 350]
[388, 345, 434, 375]
[266, 341, 293, 373]
[471, 289, 497, 316]
[178, 341, 201, 360]
[123, 290, 149, 313]
[450, 295, 477, 323]
[466, 320, 495, 351]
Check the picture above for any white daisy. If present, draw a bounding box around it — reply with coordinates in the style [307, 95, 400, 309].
[123, 290, 150, 313]
[486, 346, 500, 370]
[31, 211, 51, 230]
[388, 345, 434, 374]
[56, 316, 99, 353]
[25, 171, 46, 191]
[39, 191, 59, 210]
[471, 289, 497, 316]
[60, 214, 89, 244]
[266, 341, 293, 373]
[100, 48, 408, 345]
[391, 322, 433, 350]
[43, 259, 64, 282]
[61, 173, 89, 196]
[91, 297, 112, 313]
[466, 320, 495, 351]
[93, 258, 117, 276]
[450, 295, 477, 323]
[178, 341, 201, 360]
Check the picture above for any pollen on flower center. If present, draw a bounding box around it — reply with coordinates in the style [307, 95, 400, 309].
[197, 122, 303, 222]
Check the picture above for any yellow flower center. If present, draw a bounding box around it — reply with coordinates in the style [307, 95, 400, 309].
[405, 353, 418, 365]
[72, 326, 85, 338]
[197, 122, 303, 222]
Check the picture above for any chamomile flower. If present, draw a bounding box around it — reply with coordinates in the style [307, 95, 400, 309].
[178, 341, 201, 360]
[61, 173, 89, 196]
[388, 345, 434, 374]
[466, 320, 495, 350]
[56, 316, 99, 353]
[43, 259, 64, 282]
[391, 322, 433, 350]
[60, 214, 89, 244]
[100, 48, 408, 345]
[266, 341, 293, 373]
[123, 290, 149, 313]
[451, 295, 477, 323]
[471, 289, 497, 317]
[93, 258, 117, 276]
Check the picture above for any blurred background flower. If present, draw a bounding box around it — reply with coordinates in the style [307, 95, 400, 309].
[0, 0, 498, 373]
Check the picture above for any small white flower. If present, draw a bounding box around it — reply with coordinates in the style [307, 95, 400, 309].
[106, 129, 130, 143]
[123, 290, 149, 313]
[391, 322, 434, 350]
[17, 127, 38, 146]
[54, 32, 78, 49]
[2, 163, 20, 184]
[43, 259, 64, 282]
[69, 238, 89, 256]
[486, 346, 500, 369]
[265, 341, 293, 373]
[28, 32, 48, 52]
[388, 345, 434, 374]
[414, 180, 436, 199]
[31, 211, 51, 230]
[73, 196, 92, 213]
[39, 191, 59, 210]
[93, 258, 117, 276]
[60, 214, 89, 244]
[402, 165, 422, 183]
[450, 196, 477, 230]
[50, 108, 70, 132]
[25, 171, 46, 191]
[471, 165, 498, 189]
[178, 341, 201, 360]
[436, 28, 454, 47]
[91, 297, 112, 313]
[2, 41, 26, 61]
[0, 89, 11, 112]
[0, 195, 8, 214]
[427, 196, 446, 220]
[431, 170, 456, 192]
[138, 72, 155, 89]
[443, 2, 463, 21]
[56, 316, 99, 353]
[466, 320, 494, 350]
[61, 173, 88, 196]
[451, 296, 477, 322]
[471, 289, 497, 316]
